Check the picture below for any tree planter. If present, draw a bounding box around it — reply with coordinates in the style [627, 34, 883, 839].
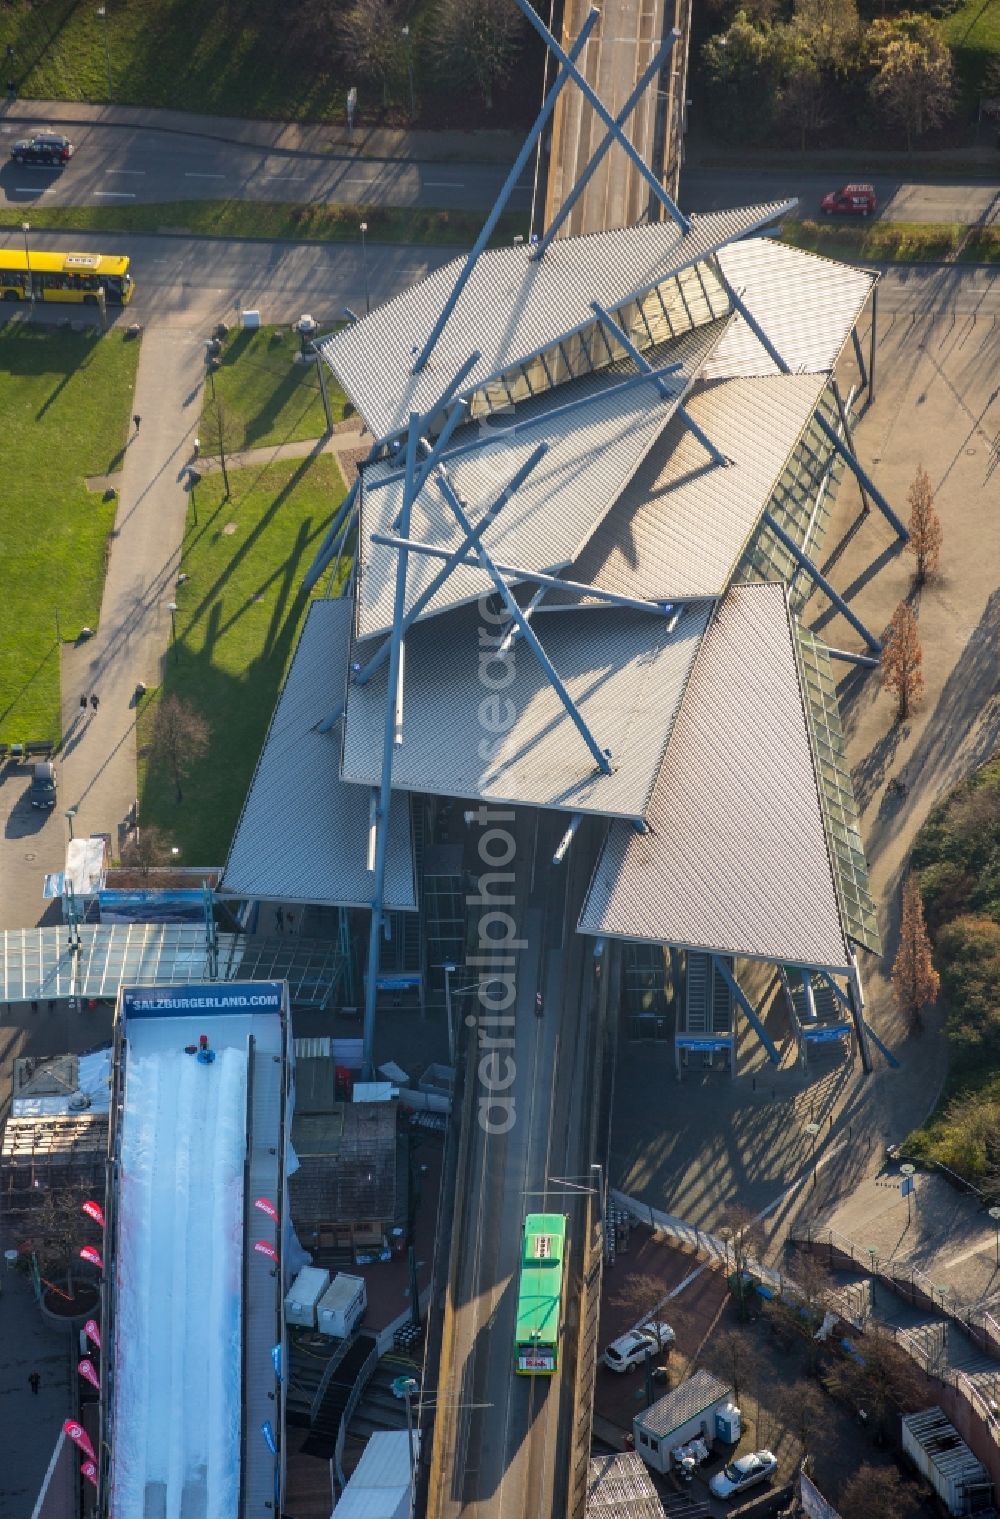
[40, 1280, 99, 1331]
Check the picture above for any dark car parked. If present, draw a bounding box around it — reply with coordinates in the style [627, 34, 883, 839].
[29, 762, 57, 809]
[10, 133, 74, 165]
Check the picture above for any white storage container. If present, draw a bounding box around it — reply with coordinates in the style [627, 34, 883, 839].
[317, 1272, 367, 1339]
[283, 1266, 330, 1329]
[902, 1408, 993, 1516]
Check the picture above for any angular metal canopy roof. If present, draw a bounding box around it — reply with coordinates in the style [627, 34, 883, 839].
[705, 238, 876, 381]
[579, 582, 855, 970]
[319, 203, 793, 440]
[342, 600, 712, 821]
[222, 600, 416, 910]
[566, 372, 829, 603]
[355, 319, 730, 641]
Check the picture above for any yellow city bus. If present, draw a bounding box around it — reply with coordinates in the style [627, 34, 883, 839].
[0, 249, 134, 306]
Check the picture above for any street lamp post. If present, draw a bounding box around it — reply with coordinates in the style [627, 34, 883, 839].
[900, 1162, 916, 1223]
[990, 1206, 1000, 1267]
[64, 807, 78, 841]
[442, 961, 457, 1065]
[401, 26, 416, 118]
[22, 221, 32, 303]
[804, 1120, 821, 1189]
[359, 222, 371, 316]
[391, 1376, 420, 1519]
[167, 601, 178, 663]
[96, 6, 113, 101]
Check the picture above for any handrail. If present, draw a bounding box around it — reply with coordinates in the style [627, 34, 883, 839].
[333, 1340, 380, 1491]
[98, 1015, 127, 1517]
[238, 1035, 256, 1519]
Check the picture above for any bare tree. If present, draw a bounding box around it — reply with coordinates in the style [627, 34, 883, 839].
[824, 1322, 926, 1442]
[152, 694, 210, 804]
[338, 0, 405, 107]
[720, 1204, 761, 1319]
[433, 0, 524, 111]
[714, 1326, 760, 1404]
[31, 1185, 93, 1293]
[608, 1271, 677, 1354]
[202, 396, 243, 500]
[906, 464, 942, 587]
[840, 1462, 917, 1519]
[780, 54, 830, 149]
[786, 1247, 836, 1366]
[775, 1377, 826, 1458]
[120, 823, 172, 879]
[892, 873, 939, 1032]
[880, 601, 924, 721]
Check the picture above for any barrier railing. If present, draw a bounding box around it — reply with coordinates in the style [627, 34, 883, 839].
[238, 1035, 256, 1519]
[333, 1340, 380, 1491]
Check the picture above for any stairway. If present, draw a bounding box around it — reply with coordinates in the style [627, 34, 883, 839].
[347, 1361, 412, 1443]
[301, 1331, 379, 1460]
[685, 952, 709, 1034]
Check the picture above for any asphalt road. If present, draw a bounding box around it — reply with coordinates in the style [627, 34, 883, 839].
[1, 114, 996, 226]
[0, 117, 532, 212]
[426, 808, 604, 1519]
[680, 166, 1000, 226]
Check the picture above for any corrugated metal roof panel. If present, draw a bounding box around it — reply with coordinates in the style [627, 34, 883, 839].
[705, 238, 876, 381]
[579, 583, 851, 970]
[319, 203, 793, 439]
[222, 600, 416, 911]
[355, 321, 729, 640]
[568, 373, 829, 603]
[342, 600, 712, 821]
[636, 1369, 731, 1439]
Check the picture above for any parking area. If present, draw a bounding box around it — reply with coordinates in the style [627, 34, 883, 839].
[0, 761, 65, 932]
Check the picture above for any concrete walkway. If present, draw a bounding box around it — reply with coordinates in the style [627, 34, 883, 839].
[0, 1252, 74, 1519]
[59, 327, 205, 848]
[0, 97, 521, 166]
[195, 422, 366, 479]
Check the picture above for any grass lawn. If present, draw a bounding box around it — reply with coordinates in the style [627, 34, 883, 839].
[0, 202, 529, 249]
[202, 324, 350, 452]
[0, 321, 139, 744]
[136, 453, 347, 864]
[781, 219, 1000, 264]
[944, 0, 1000, 100]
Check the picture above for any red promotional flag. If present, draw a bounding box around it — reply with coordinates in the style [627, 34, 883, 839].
[84, 1318, 102, 1351]
[253, 1240, 278, 1263]
[63, 1420, 96, 1460]
[79, 1246, 104, 1270]
[79, 1358, 100, 1391]
[81, 1460, 98, 1488]
[254, 1197, 278, 1221]
[81, 1200, 105, 1228]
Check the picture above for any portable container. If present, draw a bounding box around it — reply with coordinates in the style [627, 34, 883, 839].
[902, 1408, 993, 1516]
[283, 1266, 330, 1329]
[715, 1402, 742, 1443]
[633, 1369, 732, 1476]
[317, 1272, 367, 1339]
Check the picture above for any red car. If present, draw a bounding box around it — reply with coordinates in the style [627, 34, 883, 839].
[821, 183, 876, 217]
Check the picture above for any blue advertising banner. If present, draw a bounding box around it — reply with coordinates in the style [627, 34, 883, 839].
[375, 973, 422, 992]
[99, 889, 205, 924]
[122, 982, 283, 1019]
[803, 1024, 851, 1043]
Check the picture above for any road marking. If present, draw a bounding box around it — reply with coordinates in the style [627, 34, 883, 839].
[425, 180, 465, 188]
[95, 190, 137, 198]
[184, 172, 225, 179]
[12, 186, 48, 193]
[107, 169, 145, 176]
[341, 176, 373, 184]
[263, 173, 304, 181]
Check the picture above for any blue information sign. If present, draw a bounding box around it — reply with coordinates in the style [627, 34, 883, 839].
[122, 981, 283, 1018]
[901, 1175, 915, 1198]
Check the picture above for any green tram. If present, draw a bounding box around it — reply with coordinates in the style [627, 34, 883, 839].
[514, 1213, 568, 1375]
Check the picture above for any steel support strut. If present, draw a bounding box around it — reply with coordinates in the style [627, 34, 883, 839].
[762, 511, 882, 654]
[432, 472, 614, 774]
[411, 14, 599, 374]
[813, 411, 907, 541]
[352, 443, 549, 686]
[830, 379, 870, 514]
[711, 955, 780, 1066]
[536, 29, 682, 256]
[715, 273, 791, 375]
[362, 414, 419, 1077]
[511, 0, 690, 236]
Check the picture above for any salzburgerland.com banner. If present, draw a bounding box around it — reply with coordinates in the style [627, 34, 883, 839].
[121, 982, 284, 1019]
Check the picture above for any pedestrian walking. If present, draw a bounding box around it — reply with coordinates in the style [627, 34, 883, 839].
[79, 694, 88, 712]
[133, 414, 141, 433]
[275, 906, 284, 932]
[90, 694, 100, 713]
[28, 1371, 40, 1396]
